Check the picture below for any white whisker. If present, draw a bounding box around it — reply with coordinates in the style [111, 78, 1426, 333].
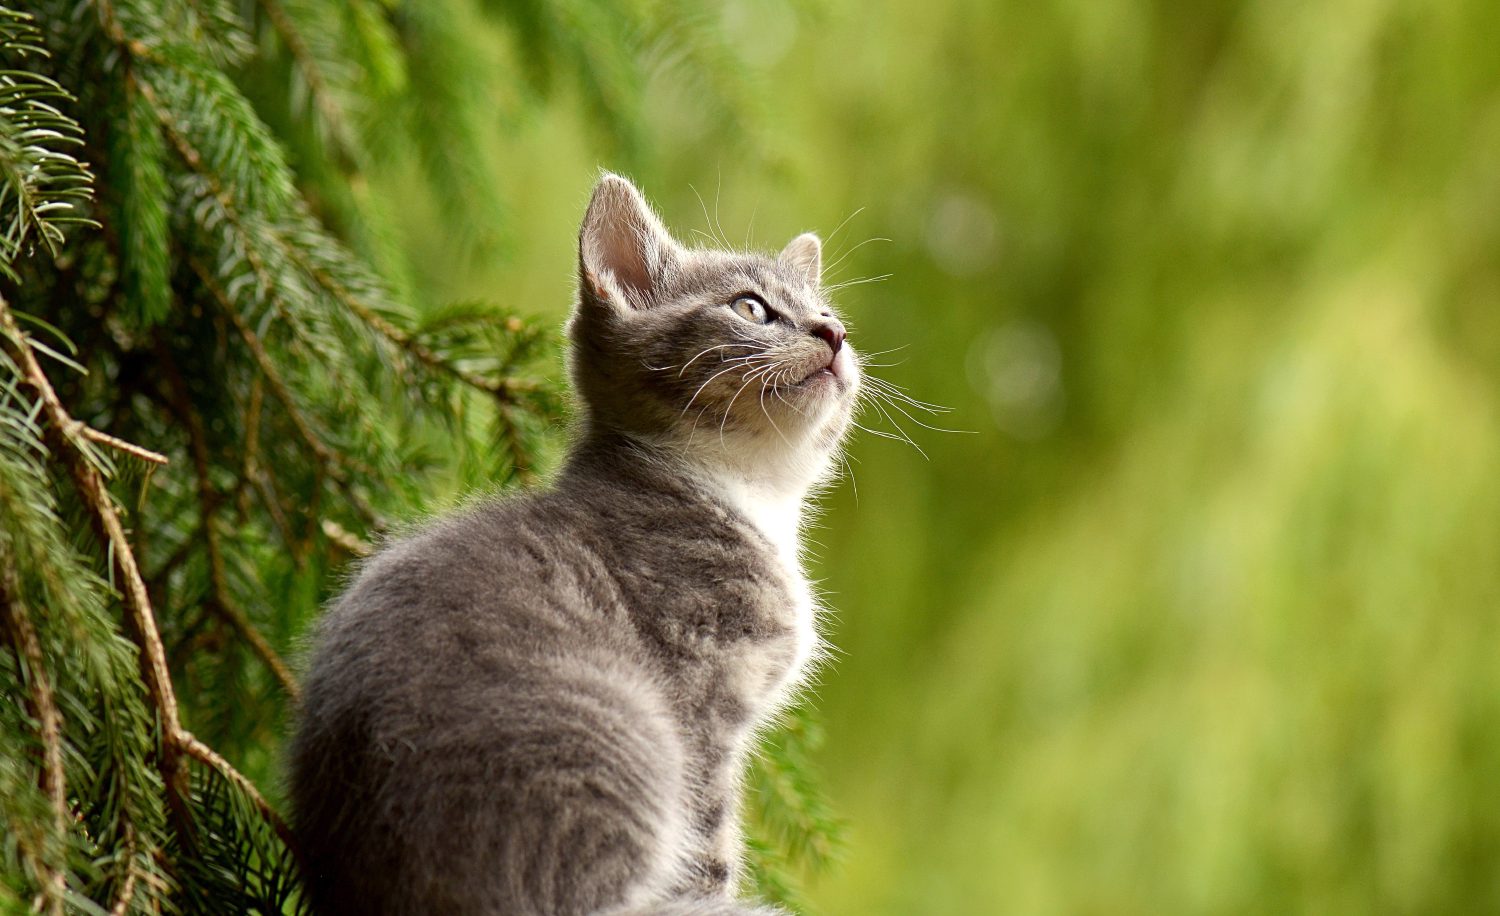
[681, 356, 768, 419]
[720, 363, 780, 447]
[825, 273, 893, 293]
[822, 207, 867, 255]
[824, 237, 891, 276]
[674, 343, 762, 377]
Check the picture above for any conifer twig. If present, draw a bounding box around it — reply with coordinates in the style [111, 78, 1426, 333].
[107, 824, 139, 916]
[238, 376, 264, 519]
[254, 0, 360, 168]
[0, 297, 184, 777]
[0, 293, 298, 866]
[0, 560, 67, 916]
[142, 76, 535, 411]
[155, 335, 301, 702]
[77, 424, 170, 465]
[307, 271, 534, 402]
[146, 520, 204, 596]
[177, 732, 298, 853]
[188, 257, 380, 524]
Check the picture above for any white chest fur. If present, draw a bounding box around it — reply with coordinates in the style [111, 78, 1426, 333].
[704, 472, 820, 705]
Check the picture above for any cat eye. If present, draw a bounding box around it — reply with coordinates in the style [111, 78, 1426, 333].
[730, 294, 773, 324]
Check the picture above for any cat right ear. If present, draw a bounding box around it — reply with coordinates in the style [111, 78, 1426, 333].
[579, 173, 679, 311]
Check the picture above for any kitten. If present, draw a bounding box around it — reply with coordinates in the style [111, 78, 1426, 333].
[289, 173, 859, 915]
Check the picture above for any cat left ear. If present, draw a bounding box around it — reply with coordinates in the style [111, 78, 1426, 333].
[579, 173, 679, 310]
[779, 232, 822, 285]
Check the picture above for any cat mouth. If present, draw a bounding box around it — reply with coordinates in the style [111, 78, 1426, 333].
[792, 356, 851, 394]
[795, 361, 839, 387]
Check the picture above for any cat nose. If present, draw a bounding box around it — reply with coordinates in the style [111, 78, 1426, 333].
[811, 318, 845, 356]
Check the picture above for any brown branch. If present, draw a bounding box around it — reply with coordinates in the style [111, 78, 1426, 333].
[253, 470, 301, 565]
[187, 258, 374, 496]
[0, 559, 67, 916]
[178, 733, 298, 854]
[237, 375, 264, 521]
[318, 282, 534, 402]
[0, 298, 184, 778]
[91, 0, 151, 56]
[0, 294, 301, 870]
[78, 424, 170, 465]
[154, 334, 301, 703]
[107, 824, 139, 916]
[107, 863, 137, 916]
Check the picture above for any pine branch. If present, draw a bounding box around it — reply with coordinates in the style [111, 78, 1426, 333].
[106, 824, 138, 916]
[152, 337, 304, 701]
[176, 733, 297, 854]
[0, 558, 67, 916]
[190, 256, 381, 524]
[0, 299, 183, 758]
[155, 334, 302, 702]
[0, 8, 96, 281]
[77, 424, 170, 465]
[0, 292, 297, 878]
[111, 76, 172, 327]
[170, 0, 255, 65]
[327, 278, 535, 402]
[254, 0, 362, 169]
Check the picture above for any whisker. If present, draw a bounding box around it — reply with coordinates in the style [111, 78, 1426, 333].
[862, 396, 929, 459]
[721, 363, 781, 447]
[822, 207, 866, 253]
[681, 356, 770, 418]
[690, 184, 729, 249]
[744, 195, 761, 251]
[824, 237, 891, 277]
[755, 366, 795, 451]
[862, 380, 966, 429]
[838, 449, 859, 505]
[860, 375, 953, 413]
[714, 170, 730, 250]
[675, 343, 762, 377]
[825, 273, 893, 292]
[688, 228, 721, 247]
[849, 419, 914, 445]
[870, 391, 974, 435]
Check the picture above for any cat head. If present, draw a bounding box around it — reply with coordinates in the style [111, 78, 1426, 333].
[567, 173, 859, 491]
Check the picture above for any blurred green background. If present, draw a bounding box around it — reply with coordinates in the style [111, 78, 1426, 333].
[378, 1, 1500, 912]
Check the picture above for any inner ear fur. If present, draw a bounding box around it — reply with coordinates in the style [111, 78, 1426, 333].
[779, 232, 822, 285]
[579, 173, 679, 309]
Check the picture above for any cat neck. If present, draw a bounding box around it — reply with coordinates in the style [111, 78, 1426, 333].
[699, 467, 807, 571]
[567, 430, 818, 570]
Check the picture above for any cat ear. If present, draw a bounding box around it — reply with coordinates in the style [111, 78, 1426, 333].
[779, 232, 822, 285]
[579, 173, 679, 310]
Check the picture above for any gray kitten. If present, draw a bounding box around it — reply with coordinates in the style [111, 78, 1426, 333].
[288, 174, 860, 915]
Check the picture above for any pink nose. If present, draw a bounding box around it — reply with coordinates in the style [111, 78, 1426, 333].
[811, 319, 845, 355]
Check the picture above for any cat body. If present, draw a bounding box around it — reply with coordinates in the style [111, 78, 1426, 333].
[290, 175, 857, 915]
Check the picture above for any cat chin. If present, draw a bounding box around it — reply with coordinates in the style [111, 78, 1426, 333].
[783, 366, 859, 416]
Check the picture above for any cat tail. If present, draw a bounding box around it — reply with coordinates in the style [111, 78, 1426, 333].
[605, 899, 791, 916]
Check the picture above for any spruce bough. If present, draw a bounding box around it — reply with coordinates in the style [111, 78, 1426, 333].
[0, 1, 842, 911]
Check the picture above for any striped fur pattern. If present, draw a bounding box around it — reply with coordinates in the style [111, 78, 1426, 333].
[289, 174, 859, 914]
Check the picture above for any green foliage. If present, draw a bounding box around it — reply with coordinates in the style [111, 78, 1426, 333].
[0, 0, 836, 912]
[631, 2, 1500, 914]
[745, 703, 846, 912]
[1, 315, 171, 912]
[0, 9, 94, 282]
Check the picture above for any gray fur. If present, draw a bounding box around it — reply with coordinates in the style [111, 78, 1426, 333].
[289, 174, 859, 915]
